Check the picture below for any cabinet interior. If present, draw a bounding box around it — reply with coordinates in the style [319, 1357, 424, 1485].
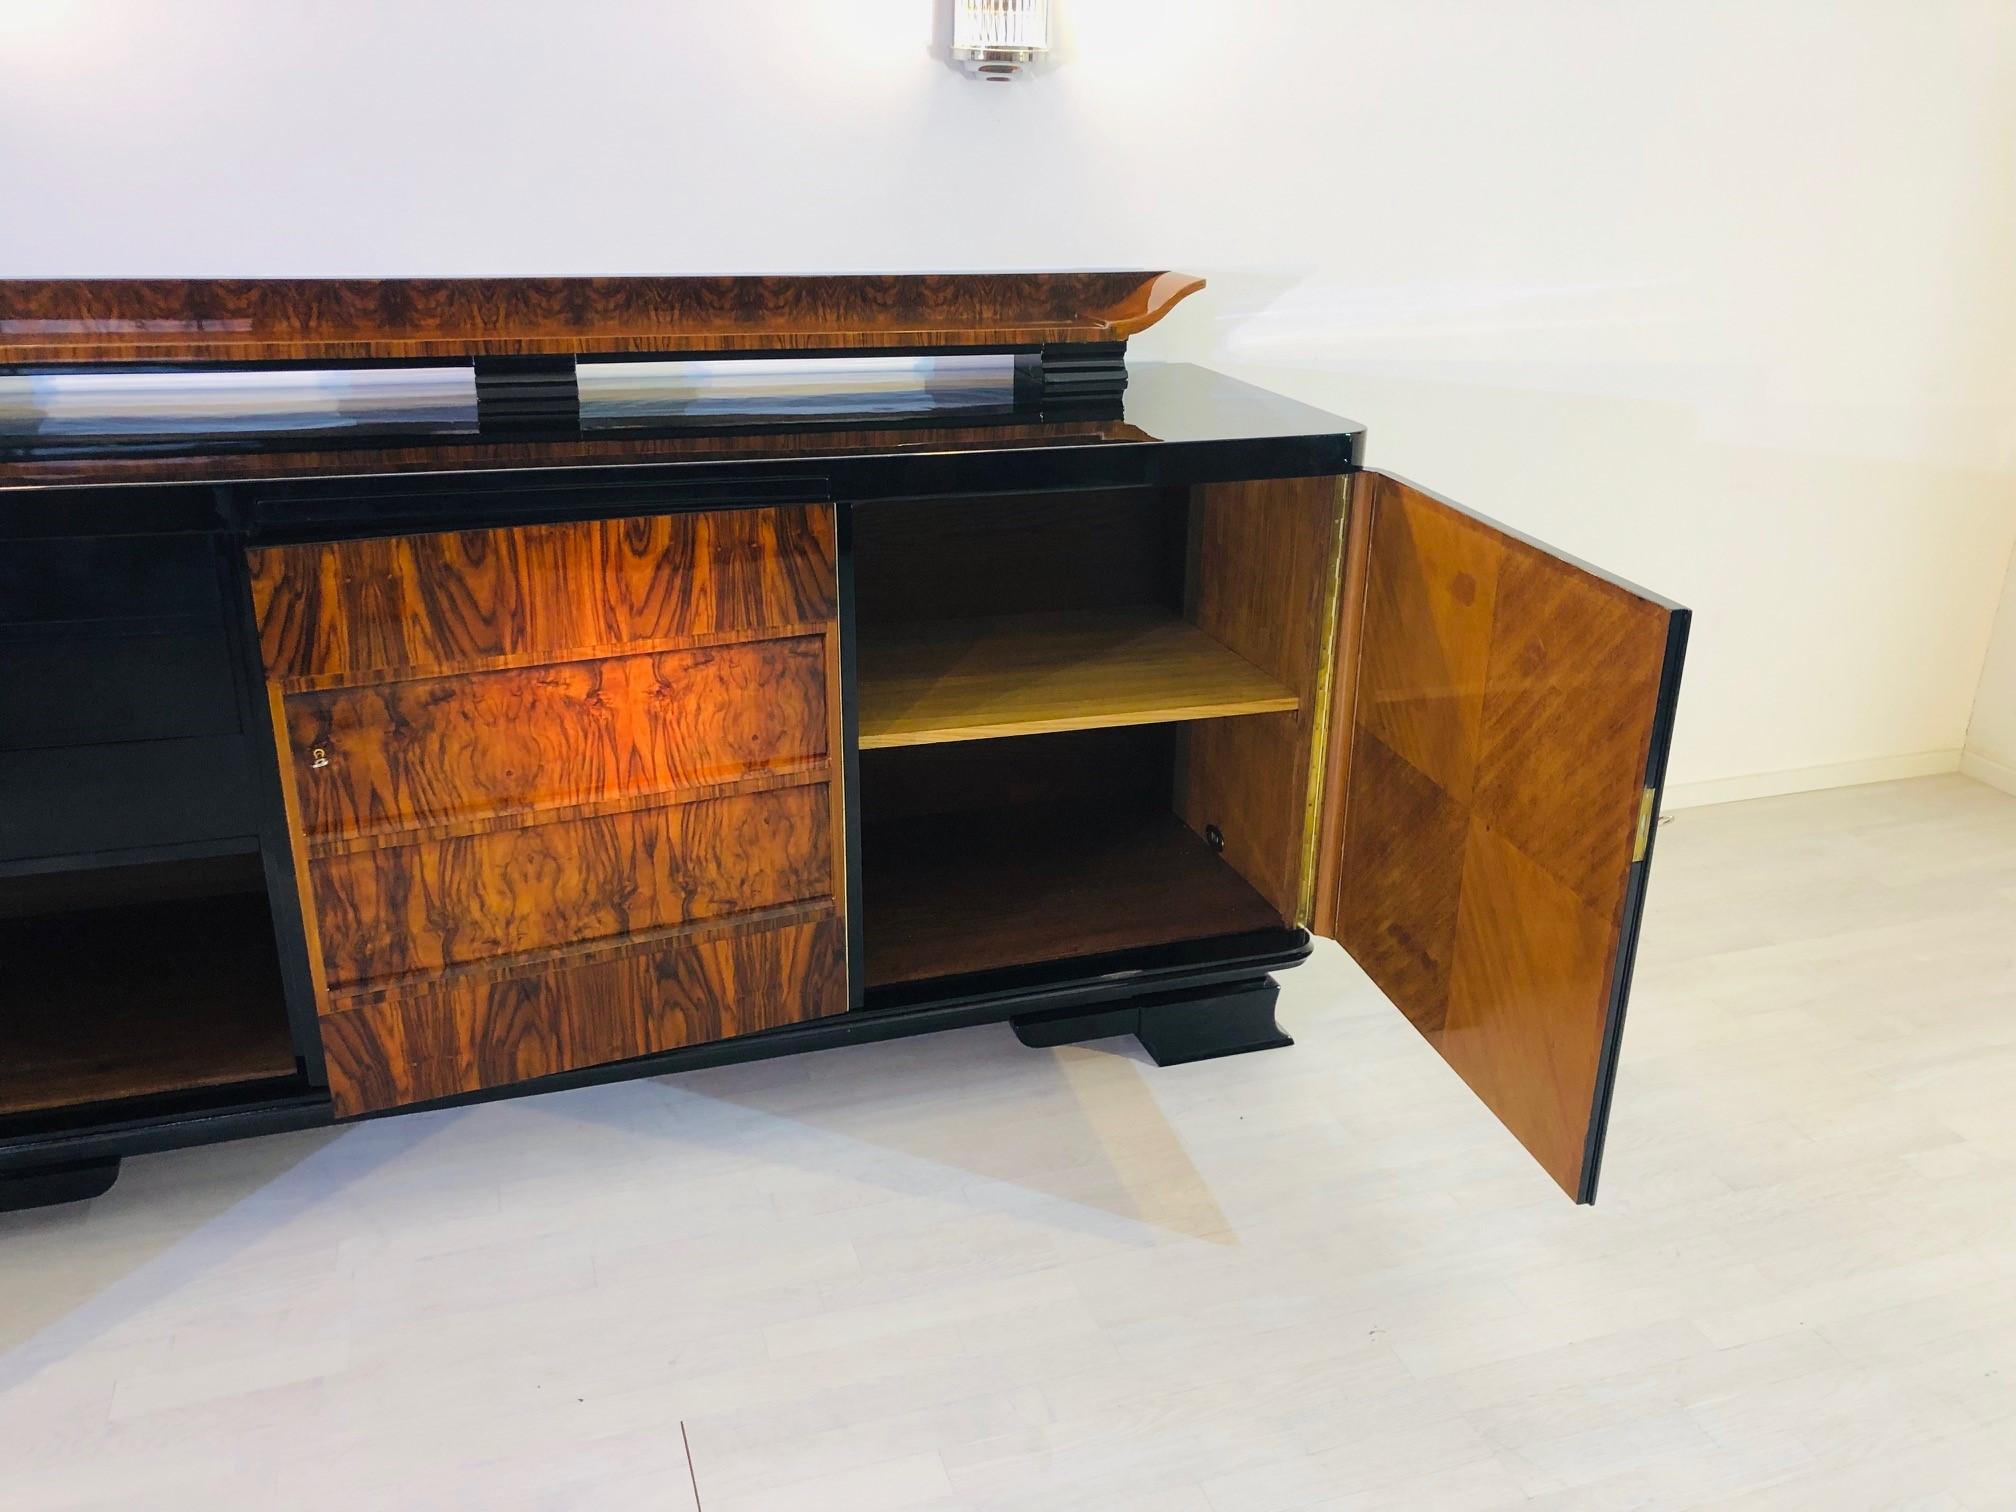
[0, 850, 298, 1119]
[853, 480, 1342, 988]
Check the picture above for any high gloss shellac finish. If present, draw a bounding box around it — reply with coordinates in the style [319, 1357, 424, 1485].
[0, 269, 1685, 1216]
[0, 271, 1204, 363]
[1325, 473, 1683, 1198]
[247, 504, 849, 1116]
[0, 363, 1359, 489]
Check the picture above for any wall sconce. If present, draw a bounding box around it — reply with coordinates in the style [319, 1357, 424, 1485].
[952, 0, 1051, 81]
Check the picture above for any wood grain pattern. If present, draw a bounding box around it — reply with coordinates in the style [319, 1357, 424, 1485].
[1176, 476, 1347, 919]
[248, 505, 848, 1114]
[1323, 472, 1678, 1199]
[320, 912, 844, 1115]
[0, 273, 1202, 364]
[249, 505, 834, 686]
[857, 608, 1298, 750]
[309, 784, 832, 993]
[286, 636, 827, 843]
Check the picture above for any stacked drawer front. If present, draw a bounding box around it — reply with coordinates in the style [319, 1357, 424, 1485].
[248, 505, 848, 1116]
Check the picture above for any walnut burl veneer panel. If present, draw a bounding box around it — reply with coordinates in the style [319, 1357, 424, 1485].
[0, 272, 1203, 363]
[312, 784, 833, 994]
[250, 505, 834, 686]
[320, 913, 845, 1116]
[1328, 474, 1676, 1199]
[248, 504, 847, 1116]
[286, 636, 828, 845]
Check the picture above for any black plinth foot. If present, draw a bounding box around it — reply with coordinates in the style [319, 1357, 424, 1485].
[1135, 977, 1291, 1066]
[0, 1158, 121, 1213]
[1011, 977, 1292, 1065]
[1012, 1004, 1140, 1049]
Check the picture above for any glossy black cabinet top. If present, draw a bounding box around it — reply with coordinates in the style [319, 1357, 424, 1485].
[0, 365, 1365, 496]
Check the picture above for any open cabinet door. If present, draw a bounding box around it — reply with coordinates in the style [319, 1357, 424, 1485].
[1314, 473, 1688, 1202]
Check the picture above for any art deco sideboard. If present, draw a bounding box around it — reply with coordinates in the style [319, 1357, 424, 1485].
[0, 273, 1686, 1211]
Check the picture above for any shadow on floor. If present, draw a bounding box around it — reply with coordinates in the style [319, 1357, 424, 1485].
[545, 1021, 1238, 1245]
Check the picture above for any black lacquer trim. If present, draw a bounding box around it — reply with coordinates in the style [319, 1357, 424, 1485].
[473, 356, 581, 433]
[217, 534, 328, 1087]
[836, 500, 868, 1008]
[0, 1158, 122, 1211]
[1038, 342, 1129, 406]
[1577, 605, 1692, 1204]
[1134, 978, 1292, 1066]
[0, 1081, 326, 1173]
[1012, 976, 1293, 1066]
[244, 473, 838, 542]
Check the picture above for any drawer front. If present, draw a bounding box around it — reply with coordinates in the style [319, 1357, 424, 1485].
[310, 784, 834, 993]
[318, 913, 844, 1116]
[250, 505, 835, 685]
[283, 635, 829, 844]
[247, 503, 847, 1116]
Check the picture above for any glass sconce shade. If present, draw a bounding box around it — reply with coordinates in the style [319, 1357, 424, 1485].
[952, 0, 1051, 80]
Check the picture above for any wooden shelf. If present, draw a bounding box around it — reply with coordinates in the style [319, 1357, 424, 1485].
[0, 891, 298, 1117]
[863, 801, 1285, 988]
[857, 609, 1299, 750]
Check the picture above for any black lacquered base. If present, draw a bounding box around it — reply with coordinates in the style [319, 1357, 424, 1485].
[0, 1157, 121, 1213]
[1012, 976, 1291, 1066]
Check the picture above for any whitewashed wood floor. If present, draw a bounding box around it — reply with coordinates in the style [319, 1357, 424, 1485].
[3, 774, 2014, 1510]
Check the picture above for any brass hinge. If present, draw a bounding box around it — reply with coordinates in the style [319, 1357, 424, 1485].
[1631, 787, 1658, 863]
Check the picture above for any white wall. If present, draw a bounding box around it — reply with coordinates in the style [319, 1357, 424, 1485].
[1965, 548, 2016, 794]
[6, 0, 2016, 799]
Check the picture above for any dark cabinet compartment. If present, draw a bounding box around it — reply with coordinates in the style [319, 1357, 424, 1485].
[858, 726, 1288, 989]
[0, 530, 252, 865]
[0, 851, 300, 1121]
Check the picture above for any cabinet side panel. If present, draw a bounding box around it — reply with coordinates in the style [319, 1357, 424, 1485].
[1177, 476, 1346, 919]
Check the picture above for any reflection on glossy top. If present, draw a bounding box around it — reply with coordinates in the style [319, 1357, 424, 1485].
[0, 364, 1365, 490]
[0, 366, 478, 441]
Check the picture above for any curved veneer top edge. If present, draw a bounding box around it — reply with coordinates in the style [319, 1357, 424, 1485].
[1099, 272, 1208, 341]
[0, 271, 1208, 366]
